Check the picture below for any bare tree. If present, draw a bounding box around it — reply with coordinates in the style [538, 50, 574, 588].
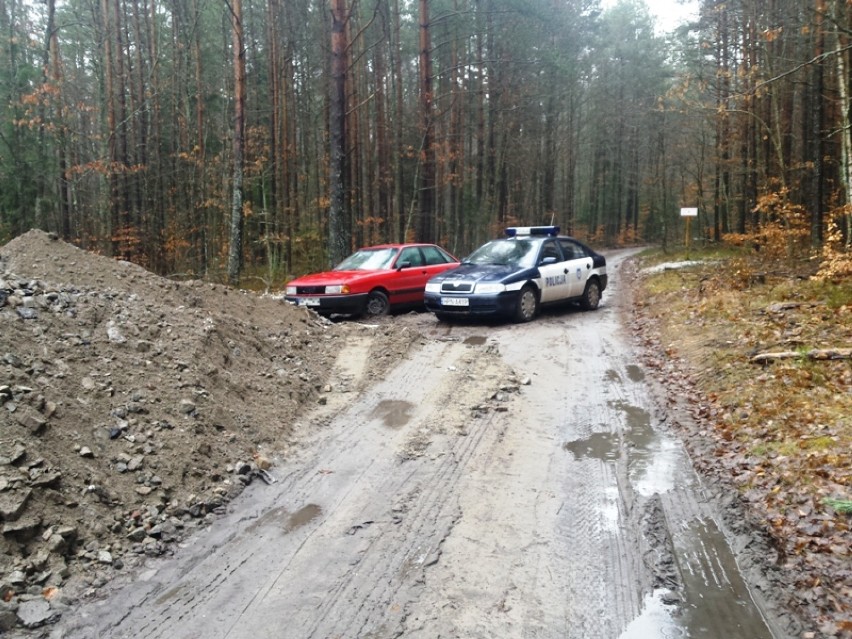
[417, 0, 435, 243]
[227, 0, 246, 286]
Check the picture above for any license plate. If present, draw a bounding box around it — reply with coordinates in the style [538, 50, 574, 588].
[298, 297, 321, 307]
[441, 297, 469, 307]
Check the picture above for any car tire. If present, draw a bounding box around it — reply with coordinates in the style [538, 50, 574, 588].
[580, 278, 601, 310]
[514, 285, 538, 323]
[364, 290, 390, 317]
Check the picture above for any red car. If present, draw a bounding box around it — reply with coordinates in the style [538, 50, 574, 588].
[285, 243, 460, 317]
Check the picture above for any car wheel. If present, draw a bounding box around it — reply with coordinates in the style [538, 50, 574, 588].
[514, 285, 538, 323]
[580, 278, 601, 310]
[364, 290, 390, 317]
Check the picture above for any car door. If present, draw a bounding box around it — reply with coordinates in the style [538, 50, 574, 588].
[559, 238, 594, 298]
[536, 239, 572, 303]
[390, 246, 429, 304]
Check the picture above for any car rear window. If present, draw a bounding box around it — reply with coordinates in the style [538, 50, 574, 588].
[422, 245, 455, 265]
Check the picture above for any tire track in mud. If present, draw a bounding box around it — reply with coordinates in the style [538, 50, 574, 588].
[53, 252, 785, 639]
[401, 251, 780, 639]
[395, 318, 645, 639]
[54, 334, 516, 639]
[302, 369, 508, 639]
[523, 322, 649, 639]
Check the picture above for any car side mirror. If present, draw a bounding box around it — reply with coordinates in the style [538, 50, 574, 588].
[397, 261, 412, 270]
[540, 256, 558, 265]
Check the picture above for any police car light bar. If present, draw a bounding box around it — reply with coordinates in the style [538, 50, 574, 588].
[504, 226, 560, 237]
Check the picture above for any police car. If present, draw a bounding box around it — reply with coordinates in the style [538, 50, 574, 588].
[423, 226, 607, 323]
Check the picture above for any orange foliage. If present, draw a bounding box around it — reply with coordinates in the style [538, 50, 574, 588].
[724, 188, 812, 260]
[112, 225, 146, 266]
[815, 210, 852, 282]
[356, 216, 387, 246]
[616, 225, 639, 246]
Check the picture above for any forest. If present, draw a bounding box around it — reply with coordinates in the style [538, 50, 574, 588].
[1, 0, 851, 285]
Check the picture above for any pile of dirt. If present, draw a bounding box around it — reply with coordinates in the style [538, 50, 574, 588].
[0, 230, 416, 632]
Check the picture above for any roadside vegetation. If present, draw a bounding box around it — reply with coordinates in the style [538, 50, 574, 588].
[632, 241, 851, 636]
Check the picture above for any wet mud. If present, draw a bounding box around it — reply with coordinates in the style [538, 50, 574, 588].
[47, 249, 795, 639]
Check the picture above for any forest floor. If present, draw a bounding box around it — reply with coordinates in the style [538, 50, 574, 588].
[0, 230, 848, 637]
[630, 247, 851, 638]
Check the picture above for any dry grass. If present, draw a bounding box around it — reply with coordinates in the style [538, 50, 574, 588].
[636, 246, 852, 501]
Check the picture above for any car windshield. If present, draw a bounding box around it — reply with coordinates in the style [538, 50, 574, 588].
[334, 247, 398, 271]
[464, 239, 538, 268]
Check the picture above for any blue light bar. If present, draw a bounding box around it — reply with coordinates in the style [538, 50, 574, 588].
[504, 226, 560, 237]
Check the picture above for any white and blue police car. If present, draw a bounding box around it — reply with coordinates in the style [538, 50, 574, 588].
[423, 226, 607, 323]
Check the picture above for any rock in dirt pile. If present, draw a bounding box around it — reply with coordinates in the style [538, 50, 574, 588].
[0, 230, 414, 632]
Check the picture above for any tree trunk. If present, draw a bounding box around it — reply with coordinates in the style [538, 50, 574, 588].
[45, 0, 71, 239]
[391, 0, 405, 242]
[328, 0, 350, 266]
[834, 0, 852, 246]
[417, 0, 435, 243]
[112, 0, 131, 257]
[811, 0, 825, 247]
[227, 0, 246, 286]
[752, 348, 852, 364]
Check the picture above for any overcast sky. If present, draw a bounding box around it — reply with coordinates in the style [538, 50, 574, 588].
[603, 0, 701, 34]
[653, 0, 701, 32]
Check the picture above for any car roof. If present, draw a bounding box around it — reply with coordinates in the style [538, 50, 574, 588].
[500, 226, 587, 243]
[355, 243, 437, 250]
[497, 234, 584, 243]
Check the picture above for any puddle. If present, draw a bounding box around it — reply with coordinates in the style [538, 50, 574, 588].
[626, 364, 645, 382]
[284, 503, 322, 533]
[155, 583, 187, 606]
[463, 335, 487, 346]
[674, 518, 773, 638]
[371, 400, 414, 429]
[561, 438, 621, 533]
[562, 432, 619, 462]
[606, 365, 643, 383]
[617, 402, 652, 437]
[243, 503, 323, 535]
[613, 401, 684, 497]
[619, 518, 774, 638]
[631, 438, 682, 497]
[564, 403, 693, 496]
[619, 589, 684, 639]
[622, 519, 774, 638]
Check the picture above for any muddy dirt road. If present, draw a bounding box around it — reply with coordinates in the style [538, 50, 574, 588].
[50, 250, 786, 639]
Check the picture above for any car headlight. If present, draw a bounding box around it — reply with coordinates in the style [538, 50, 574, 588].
[325, 284, 350, 294]
[474, 282, 505, 294]
[286, 286, 297, 295]
[425, 282, 441, 293]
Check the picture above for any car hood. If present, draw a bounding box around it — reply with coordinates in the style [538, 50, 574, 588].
[430, 263, 530, 284]
[288, 270, 381, 286]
